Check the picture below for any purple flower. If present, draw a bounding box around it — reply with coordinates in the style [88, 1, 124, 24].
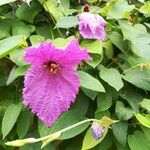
[78, 12, 106, 40]
[91, 122, 104, 140]
[23, 39, 90, 127]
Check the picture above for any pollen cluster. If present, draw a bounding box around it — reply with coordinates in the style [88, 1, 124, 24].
[46, 62, 58, 73]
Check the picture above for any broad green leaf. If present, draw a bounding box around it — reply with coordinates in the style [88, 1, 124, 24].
[120, 55, 150, 67]
[94, 133, 113, 150]
[95, 110, 111, 120]
[81, 87, 98, 100]
[0, 0, 16, 6]
[112, 122, 128, 147]
[9, 48, 27, 66]
[0, 19, 12, 39]
[30, 35, 45, 45]
[17, 110, 31, 138]
[35, 24, 53, 39]
[53, 36, 74, 48]
[6, 66, 18, 85]
[87, 54, 102, 68]
[115, 101, 134, 121]
[119, 86, 144, 113]
[123, 66, 150, 91]
[2, 103, 22, 139]
[139, 2, 150, 15]
[82, 126, 108, 150]
[99, 65, 124, 91]
[97, 90, 112, 111]
[108, 31, 129, 55]
[141, 126, 150, 141]
[102, 40, 114, 59]
[16, 2, 42, 23]
[107, 0, 135, 19]
[40, 0, 64, 20]
[16, 65, 29, 76]
[38, 109, 89, 140]
[81, 40, 103, 55]
[56, 16, 79, 28]
[140, 98, 150, 111]
[0, 36, 27, 59]
[6, 65, 28, 85]
[128, 131, 150, 150]
[119, 21, 150, 59]
[135, 114, 150, 128]
[12, 20, 35, 37]
[78, 71, 105, 92]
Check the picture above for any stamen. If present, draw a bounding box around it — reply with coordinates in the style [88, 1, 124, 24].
[45, 62, 59, 74]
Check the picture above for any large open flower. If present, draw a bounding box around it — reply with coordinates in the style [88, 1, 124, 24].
[78, 12, 106, 40]
[23, 39, 90, 127]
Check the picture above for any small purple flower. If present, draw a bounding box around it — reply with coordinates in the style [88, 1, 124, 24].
[23, 39, 90, 127]
[78, 12, 106, 40]
[91, 122, 104, 140]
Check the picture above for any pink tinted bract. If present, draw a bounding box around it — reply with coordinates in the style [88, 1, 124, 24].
[23, 39, 90, 127]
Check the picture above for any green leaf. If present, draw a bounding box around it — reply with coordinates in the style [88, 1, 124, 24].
[82, 126, 108, 150]
[102, 40, 114, 59]
[41, 0, 64, 20]
[112, 122, 128, 147]
[119, 21, 150, 59]
[0, 19, 12, 39]
[81, 87, 98, 100]
[78, 71, 105, 92]
[123, 66, 150, 91]
[135, 114, 150, 128]
[141, 126, 150, 141]
[0, 36, 26, 59]
[16, 65, 29, 76]
[81, 40, 103, 55]
[108, 32, 129, 55]
[6, 66, 18, 86]
[87, 54, 103, 68]
[115, 101, 134, 121]
[119, 86, 144, 113]
[35, 24, 53, 39]
[38, 109, 89, 140]
[9, 48, 27, 66]
[17, 110, 31, 138]
[128, 131, 150, 150]
[12, 20, 35, 38]
[140, 98, 150, 111]
[53, 36, 74, 48]
[16, 2, 42, 23]
[139, 2, 150, 15]
[97, 90, 112, 111]
[94, 133, 113, 150]
[2, 103, 22, 139]
[0, 0, 16, 6]
[6, 65, 28, 85]
[107, 0, 135, 19]
[56, 16, 79, 28]
[99, 65, 124, 91]
[30, 35, 45, 45]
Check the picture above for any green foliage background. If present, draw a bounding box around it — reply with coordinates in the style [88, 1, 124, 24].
[0, 0, 150, 149]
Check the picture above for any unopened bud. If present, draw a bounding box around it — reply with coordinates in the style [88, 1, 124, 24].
[91, 122, 104, 140]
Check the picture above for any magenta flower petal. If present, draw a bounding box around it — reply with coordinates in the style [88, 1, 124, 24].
[59, 39, 91, 67]
[78, 12, 106, 40]
[23, 38, 90, 127]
